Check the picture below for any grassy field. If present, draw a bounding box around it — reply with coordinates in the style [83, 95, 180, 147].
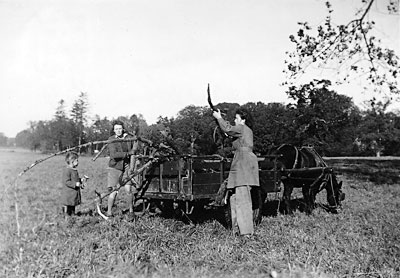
[1, 149, 399, 278]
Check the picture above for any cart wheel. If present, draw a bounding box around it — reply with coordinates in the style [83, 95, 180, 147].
[157, 200, 183, 219]
[156, 200, 173, 217]
[251, 187, 264, 225]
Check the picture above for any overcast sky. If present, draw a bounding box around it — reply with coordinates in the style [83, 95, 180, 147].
[0, 0, 399, 137]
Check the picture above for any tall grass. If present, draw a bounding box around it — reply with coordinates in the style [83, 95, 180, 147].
[1, 149, 399, 277]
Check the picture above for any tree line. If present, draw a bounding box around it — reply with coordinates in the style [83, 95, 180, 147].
[10, 80, 400, 157]
[6, 1, 399, 157]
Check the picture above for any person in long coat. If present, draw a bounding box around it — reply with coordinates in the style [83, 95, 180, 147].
[213, 107, 259, 236]
[61, 152, 87, 218]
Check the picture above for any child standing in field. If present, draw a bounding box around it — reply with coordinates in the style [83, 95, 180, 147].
[61, 152, 87, 218]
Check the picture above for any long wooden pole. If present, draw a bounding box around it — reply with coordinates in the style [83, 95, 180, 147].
[18, 138, 139, 177]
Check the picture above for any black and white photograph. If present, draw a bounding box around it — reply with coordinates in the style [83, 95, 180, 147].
[1, 0, 399, 277]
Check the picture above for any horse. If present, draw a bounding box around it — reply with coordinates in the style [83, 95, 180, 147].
[271, 144, 345, 214]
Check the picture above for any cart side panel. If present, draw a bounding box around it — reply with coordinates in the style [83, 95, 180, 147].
[144, 159, 183, 194]
[192, 172, 221, 195]
[145, 177, 160, 192]
[191, 160, 221, 173]
[191, 157, 226, 196]
[162, 160, 181, 175]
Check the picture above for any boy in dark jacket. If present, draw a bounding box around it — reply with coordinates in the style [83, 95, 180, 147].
[61, 152, 88, 218]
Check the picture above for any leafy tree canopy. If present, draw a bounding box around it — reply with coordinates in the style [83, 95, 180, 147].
[284, 0, 399, 99]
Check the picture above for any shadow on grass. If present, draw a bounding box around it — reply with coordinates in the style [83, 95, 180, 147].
[142, 198, 299, 227]
[141, 198, 315, 226]
[265, 198, 339, 215]
[87, 197, 335, 228]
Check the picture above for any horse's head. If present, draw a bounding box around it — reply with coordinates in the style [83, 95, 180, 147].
[326, 174, 345, 213]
